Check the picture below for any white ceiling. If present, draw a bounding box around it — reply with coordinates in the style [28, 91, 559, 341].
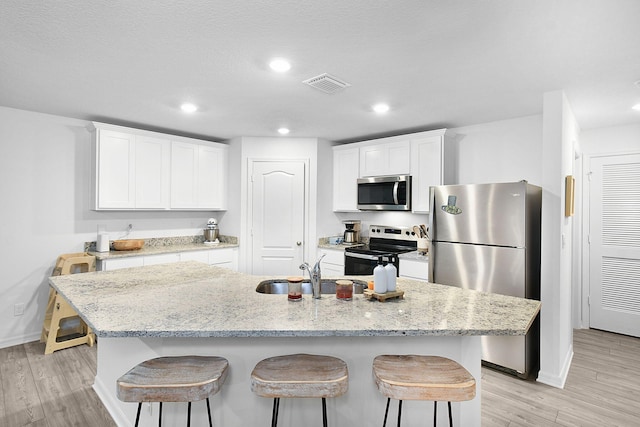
[1, 1, 639, 143]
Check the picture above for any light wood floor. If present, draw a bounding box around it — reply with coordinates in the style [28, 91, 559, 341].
[1, 329, 638, 426]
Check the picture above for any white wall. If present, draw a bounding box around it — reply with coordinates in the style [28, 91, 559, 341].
[452, 114, 543, 186]
[0, 106, 226, 348]
[580, 123, 640, 154]
[537, 91, 578, 388]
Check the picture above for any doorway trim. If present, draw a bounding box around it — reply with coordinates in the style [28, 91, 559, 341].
[581, 149, 640, 330]
[244, 157, 311, 274]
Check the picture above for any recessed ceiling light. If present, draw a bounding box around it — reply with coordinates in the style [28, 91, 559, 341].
[632, 103, 640, 111]
[269, 58, 291, 72]
[372, 103, 390, 114]
[277, 127, 290, 135]
[180, 103, 198, 113]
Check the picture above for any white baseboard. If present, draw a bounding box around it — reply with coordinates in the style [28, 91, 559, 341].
[537, 344, 574, 389]
[0, 331, 42, 349]
[94, 376, 129, 427]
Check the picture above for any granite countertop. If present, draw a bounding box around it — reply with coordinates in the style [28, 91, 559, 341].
[50, 261, 540, 339]
[88, 242, 238, 260]
[317, 243, 364, 251]
[398, 251, 429, 262]
[85, 235, 238, 260]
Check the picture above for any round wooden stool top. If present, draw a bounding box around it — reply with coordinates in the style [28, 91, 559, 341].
[251, 353, 349, 399]
[372, 355, 475, 402]
[117, 356, 229, 403]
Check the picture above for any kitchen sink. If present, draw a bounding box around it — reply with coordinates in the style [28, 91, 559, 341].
[256, 279, 368, 294]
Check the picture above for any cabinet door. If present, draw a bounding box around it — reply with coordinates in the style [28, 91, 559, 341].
[198, 145, 226, 209]
[100, 256, 144, 271]
[180, 250, 210, 263]
[359, 144, 386, 177]
[387, 141, 411, 175]
[359, 140, 410, 177]
[399, 259, 429, 281]
[411, 136, 443, 213]
[333, 147, 359, 211]
[96, 130, 135, 209]
[170, 141, 199, 208]
[135, 136, 170, 209]
[209, 248, 238, 271]
[144, 253, 181, 266]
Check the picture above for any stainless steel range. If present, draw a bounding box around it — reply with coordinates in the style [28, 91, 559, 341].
[344, 225, 418, 276]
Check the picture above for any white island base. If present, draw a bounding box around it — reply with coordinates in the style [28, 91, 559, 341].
[94, 335, 481, 427]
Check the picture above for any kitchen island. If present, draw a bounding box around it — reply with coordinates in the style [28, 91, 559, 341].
[49, 261, 540, 427]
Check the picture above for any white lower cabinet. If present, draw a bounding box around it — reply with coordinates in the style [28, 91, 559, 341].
[144, 253, 181, 266]
[100, 257, 144, 271]
[209, 247, 238, 270]
[318, 248, 345, 277]
[399, 258, 429, 282]
[99, 248, 238, 271]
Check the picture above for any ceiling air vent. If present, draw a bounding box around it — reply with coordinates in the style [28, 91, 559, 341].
[302, 73, 351, 94]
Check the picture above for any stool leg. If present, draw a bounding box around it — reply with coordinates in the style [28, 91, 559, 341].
[322, 397, 328, 427]
[433, 401, 437, 427]
[397, 400, 402, 427]
[383, 398, 391, 427]
[187, 402, 192, 427]
[206, 397, 213, 427]
[135, 402, 142, 427]
[271, 397, 280, 427]
[447, 401, 453, 427]
[159, 402, 162, 427]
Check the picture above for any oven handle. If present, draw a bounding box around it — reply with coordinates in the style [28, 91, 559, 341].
[393, 182, 399, 205]
[345, 252, 393, 261]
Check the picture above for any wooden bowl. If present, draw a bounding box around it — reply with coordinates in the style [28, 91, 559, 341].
[112, 239, 145, 251]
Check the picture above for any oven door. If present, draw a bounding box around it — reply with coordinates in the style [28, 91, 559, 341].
[344, 252, 397, 276]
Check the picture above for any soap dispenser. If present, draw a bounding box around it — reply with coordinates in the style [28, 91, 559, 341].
[373, 256, 387, 294]
[384, 256, 397, 292]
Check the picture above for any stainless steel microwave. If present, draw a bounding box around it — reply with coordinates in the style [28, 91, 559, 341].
[357, 175, 412, 211]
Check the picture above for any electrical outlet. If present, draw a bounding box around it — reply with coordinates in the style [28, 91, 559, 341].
[14, 303, 25, 316]
[146, 402, 153, 415]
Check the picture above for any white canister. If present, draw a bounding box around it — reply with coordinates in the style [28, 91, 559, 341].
[97, 233, 110, 252]
[373, 257, 387, 294]
[384, 261, 397, 292]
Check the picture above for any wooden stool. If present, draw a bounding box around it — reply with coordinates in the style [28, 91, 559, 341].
[251, 353, 348, 427]
[372, 355, 476, 427]
[117, 355, 229, 427]
[41, 253, 96, 354]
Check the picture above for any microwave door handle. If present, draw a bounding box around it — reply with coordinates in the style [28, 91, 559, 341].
[393, 182, 399, 205]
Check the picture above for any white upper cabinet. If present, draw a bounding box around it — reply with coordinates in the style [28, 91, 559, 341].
[170, 141, 199, 208]
[91, 122, 227, 211]
[332, 145, 360, 212]
[135, 135, 170, 209]
[170, 141, 227, 210]
[95, 129, 136, 209]
[198, 144, 226, 209]
[410, 129, 455, 213]
[359, 139, 410, 177]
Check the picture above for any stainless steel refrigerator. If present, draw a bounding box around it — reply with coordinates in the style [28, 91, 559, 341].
[428, 181, 541, 378]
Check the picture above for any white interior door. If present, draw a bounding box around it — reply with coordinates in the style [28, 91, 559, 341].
[589, 153, 640, 337]
[250, 160, 305, 275]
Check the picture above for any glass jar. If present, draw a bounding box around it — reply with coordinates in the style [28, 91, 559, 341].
[336, 279, 353, 301]
[287, 276, 303, 302]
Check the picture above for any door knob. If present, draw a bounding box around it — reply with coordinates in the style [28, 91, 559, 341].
[296, 241, 302, 246]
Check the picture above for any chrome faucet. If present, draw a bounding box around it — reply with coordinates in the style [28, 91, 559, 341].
[299, 254, 326, 299]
